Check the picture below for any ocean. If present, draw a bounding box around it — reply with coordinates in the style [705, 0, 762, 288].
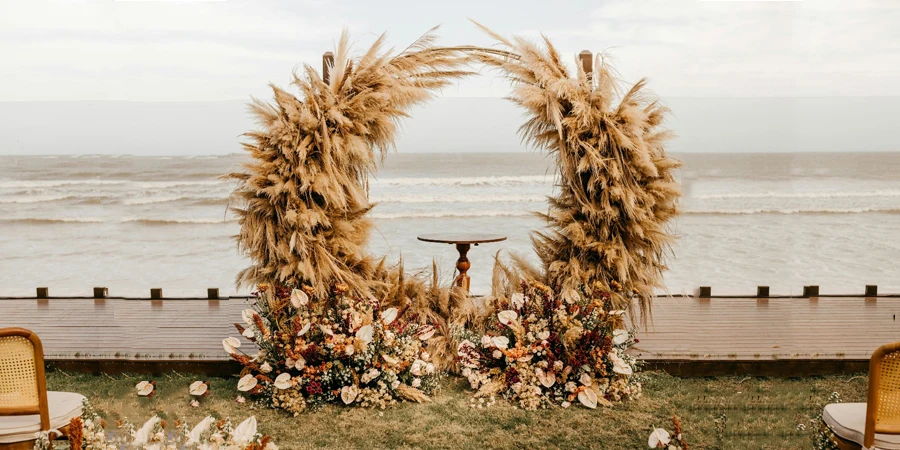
[1, 152, 899, 297]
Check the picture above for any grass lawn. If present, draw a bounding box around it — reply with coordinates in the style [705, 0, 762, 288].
[46, 369, 864, 449]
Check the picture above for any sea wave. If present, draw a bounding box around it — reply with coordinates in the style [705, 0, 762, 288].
[123, 195, 227, 205]
[693, 190, 900, 200]
[0, 180, 128, 188]
[0, 217, 106, 224]
[121, 217, 233, 225]
[371, 210, 536, 219]
[374, 175, 554, 187]
[685, 207, 900, 215]
[371, 193, 546, 204]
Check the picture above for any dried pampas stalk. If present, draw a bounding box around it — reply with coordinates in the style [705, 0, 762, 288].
[469, 22, 681, 319]
[396, 384, 432, 403]
[227, 28, 470, 297]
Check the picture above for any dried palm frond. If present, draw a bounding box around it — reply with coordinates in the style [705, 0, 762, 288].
[469, 22, 681, 319]
[227, 28, 470, 298]
[395, 384, 432, 403]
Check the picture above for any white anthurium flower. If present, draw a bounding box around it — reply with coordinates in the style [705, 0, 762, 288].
[222, 337, 241, 354]
[491, 335, 510, 350]
[242, 328, 255, 339]
[497, 310, 518, 326]
[381, 307, 398, 325]
[612, 329, 630, 345]
[537, 330, 550, 340]
[136, 381, 154, 396]
[648, 428, 671, 448]
[241, 309, 256, 327]
[480, 335, 493, 347]
[535, 368, 556, 388]
[295, 355, 306, 370]
[355, 325, 374, 345]
[132, 416, 160, 445]
[231, 416, 257, 446]
[274, 373, 292, 390]
[382, 354, 399, 366]
[285, 357, 295, 368]
[510, 293, 525, 309]
[237, 374, 257, 392]
[297, 323, 311, 336]
[609, 351, 634, 376]
[580, 373, 592, 386]
[260, 362, 272, 373]
[577, 388, 598, 409]
[340, 385, 359, 405]
[290, 289, 309, 308]
[189, 381, 208, 396]
[187, 416, 215, 445]
[609, 310, 626, 316]
[319, 325, 334, 336]
[418, 325, 435, 341]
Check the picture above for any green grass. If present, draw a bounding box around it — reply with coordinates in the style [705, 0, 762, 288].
[46, 369, 866, 449]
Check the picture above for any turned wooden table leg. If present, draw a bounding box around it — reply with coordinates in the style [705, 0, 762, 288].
[454, 243, 471, 292]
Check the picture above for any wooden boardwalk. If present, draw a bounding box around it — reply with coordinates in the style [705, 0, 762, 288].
[3, 295, 900, 372]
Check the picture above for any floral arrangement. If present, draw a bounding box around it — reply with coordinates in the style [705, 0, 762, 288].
[454, 280, 641, 410]
[225, 283, 439, 414]
[648, 417, 689, 449]
[33, 400, 276, 450]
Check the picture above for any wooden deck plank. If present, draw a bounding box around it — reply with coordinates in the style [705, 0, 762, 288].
[2, 296, 899, 363]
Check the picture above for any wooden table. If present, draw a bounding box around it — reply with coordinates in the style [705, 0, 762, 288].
[417, 233, 507, 293]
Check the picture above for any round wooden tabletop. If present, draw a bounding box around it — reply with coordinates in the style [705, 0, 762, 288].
[417, 233, 507, 245]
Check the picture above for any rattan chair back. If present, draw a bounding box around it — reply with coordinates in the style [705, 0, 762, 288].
[0, 328, 50, 431]
[865, 342, 900, 448]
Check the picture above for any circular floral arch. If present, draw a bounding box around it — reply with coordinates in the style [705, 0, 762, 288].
[227, 24, 680, 317]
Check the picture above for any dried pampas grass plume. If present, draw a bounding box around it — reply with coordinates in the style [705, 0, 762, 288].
[469, 22, 682, 318]
[227, 28, 470, 297]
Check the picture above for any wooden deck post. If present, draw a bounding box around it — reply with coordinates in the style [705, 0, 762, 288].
[207, 288, 219, 300]
[150, 288, 162, 300]
[757, 286, 769, 298]
[36, 287, 48, 299]
[579, 50, 592, 82]
[699, 286, 711, 298]
[93, 287, 108, 298]
[866, 285, 878, 297]
[803, 285, 819, 298]
[323, 51, 334, 84]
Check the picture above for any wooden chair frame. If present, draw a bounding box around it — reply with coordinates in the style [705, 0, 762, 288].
[864, 341, 900, 448]
[0, 327, 52, 449]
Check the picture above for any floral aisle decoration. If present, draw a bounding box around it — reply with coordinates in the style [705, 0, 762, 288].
[648, 417, 689, 449]
[454, 280, 641, 410]
[225, 283, 439, 415]
[190, 380, 211, 407]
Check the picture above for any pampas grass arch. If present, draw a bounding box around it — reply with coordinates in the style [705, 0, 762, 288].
[229, 26, 680, 324]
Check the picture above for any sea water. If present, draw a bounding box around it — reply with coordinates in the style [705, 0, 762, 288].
[1, 152, 899, 297]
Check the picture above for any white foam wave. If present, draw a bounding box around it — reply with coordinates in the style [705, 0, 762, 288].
[0, 195, 72, 204]
[685, 207, 900, 215]
[693, 190, 900, 200]
[371, 210, 535, 219]
[121, 217, 233, 225]
[374, 175, 553, 187]
[0, 180, 128, 188]
[371, 193, 546, 204]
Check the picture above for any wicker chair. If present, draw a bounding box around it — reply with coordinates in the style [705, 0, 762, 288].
[0, 328, 85, 450]
[824, 342, 900, 449]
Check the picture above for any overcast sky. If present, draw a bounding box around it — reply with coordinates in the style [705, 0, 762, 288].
[2, 0, 899, 102]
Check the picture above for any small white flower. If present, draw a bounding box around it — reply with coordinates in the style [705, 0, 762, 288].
[382, 354, 399, 366]
[425, 362, 435, 375]
[297, 323, 311, 336]
[492, 350, 503, 359]
[341, 385, 359, 404]
[231, 416, 257, 446]
[222, 337, 241, 354]
[537, 330, 550, 340]
[236, 395, 246, 404]
[290, 289, 309, 308]
[497, 310, 518, 326]
[410, 359, 427, 376]
[612, 329, 629, 345]
[190, 399, 200, 408]
[380, 307, 398, 325]
[510, 293, 525, 309]
[412, 378, 422, 388]
[237, 374, 257, 392]
[648, 428, 671, 448]
[274, 373, 292, 390]
[391, 380, 400, 389]
[561, 401, 571, 408]
[481, 335, 493, 347]
[189, 381, 208, 396]
[260, 362, 272, 373]
[421, 351, 430, 361]
[345, 344, 355, 356]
